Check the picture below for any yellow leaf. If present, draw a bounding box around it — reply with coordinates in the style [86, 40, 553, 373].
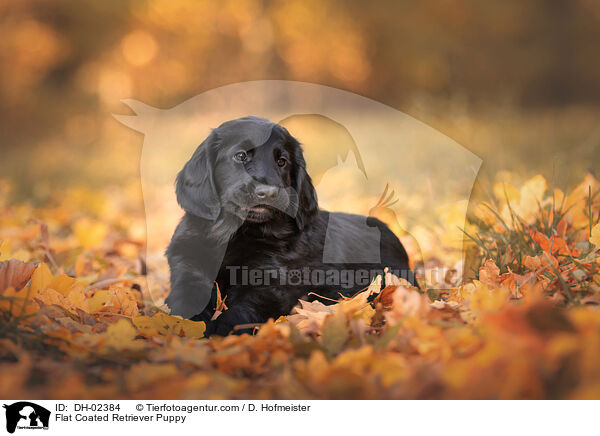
[333, 346, 373, 369]
[353, 304, 375, 324]
[591, 223, 600, 247]
[176, 318, 206, 338]
[11, 249, 31, 262]
[104, 319, 142, 351]
[0, 240, 30, 262]
[321, 311, 348, 355]
[563, 174, 599, 228]
[338, 290, 370, 314]
[48, 274, 79, 297]
[133, 312, 178, 335]
[67, 286, 90, 313]
[0, 240, 11, 262]
[437, 201, 470, 249]
[499, 175, 548, 224]
[133, 312, 206, 338]
[87, 290, 111, 312]
[493, 181, 519, 203]
[462, 281, 511, 316]
[73, 218, 108, 249]
[520, 175, 547, 209]
[30, 263, 53, 294]
[372, 353, 407, 388]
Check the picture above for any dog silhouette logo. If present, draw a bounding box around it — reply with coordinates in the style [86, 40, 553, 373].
[3, 402, 50, 433]
[114, 80, 482, 309]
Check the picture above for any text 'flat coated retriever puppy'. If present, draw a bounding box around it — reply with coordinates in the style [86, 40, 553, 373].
[166, 116, 417, 336]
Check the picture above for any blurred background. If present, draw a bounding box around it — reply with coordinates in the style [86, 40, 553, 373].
[1, 0, 599, 201]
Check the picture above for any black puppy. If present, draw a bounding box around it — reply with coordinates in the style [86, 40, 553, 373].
[166, 116, 417, 336]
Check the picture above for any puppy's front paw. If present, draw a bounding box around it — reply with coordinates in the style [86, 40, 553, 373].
[203, 319, 231, 337]
[208, 318, 235, 336]
[206, 310, 257, 336]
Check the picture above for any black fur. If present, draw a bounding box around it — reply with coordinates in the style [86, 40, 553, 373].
[166, 116, 416, 336]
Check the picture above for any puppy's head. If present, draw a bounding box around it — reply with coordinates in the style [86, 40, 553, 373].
[176, 116, 318, 233]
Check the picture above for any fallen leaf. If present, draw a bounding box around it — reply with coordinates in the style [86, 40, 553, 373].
[103, 319, 143, 351]
[321, 311, 348, 355]
[479, 259, 501, 287]
[87, 290, 111, 312]
[133, 312, 206, 338]
[0, 259, 36, 292]
[73, 218, 108, 249]
[30, 263, 53, 294]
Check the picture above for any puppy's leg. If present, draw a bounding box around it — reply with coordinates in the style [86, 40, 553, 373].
[206, 286, 289, 336]
[166, 255, 217, 319]
[206, 302, 263, 336]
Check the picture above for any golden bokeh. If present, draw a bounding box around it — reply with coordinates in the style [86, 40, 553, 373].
[121, 30, 158, 66]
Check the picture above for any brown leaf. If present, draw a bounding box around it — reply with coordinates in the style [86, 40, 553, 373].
[0, 259, 36, 292]
[372, 285, 398, 309]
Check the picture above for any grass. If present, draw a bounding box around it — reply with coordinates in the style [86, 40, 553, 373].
[464, 180, 600, 303]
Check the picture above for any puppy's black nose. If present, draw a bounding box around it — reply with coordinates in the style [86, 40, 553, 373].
[255, 185, 278, 200]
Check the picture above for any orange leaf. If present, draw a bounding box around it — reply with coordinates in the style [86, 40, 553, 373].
[36, 288, 69, 308]
[479, 259, 501, 287]
[531, 231, 573, 256]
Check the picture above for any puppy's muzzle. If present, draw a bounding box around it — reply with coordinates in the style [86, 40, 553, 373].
[254, 184, 279, 201]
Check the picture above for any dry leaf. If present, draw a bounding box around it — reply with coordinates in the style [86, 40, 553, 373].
[133, 312, 206, 338]
[0, 259, 36, 292]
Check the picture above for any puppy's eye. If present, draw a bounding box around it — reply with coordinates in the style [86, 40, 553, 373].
[277, 157, 287, 167]
[234, 151, 248, 162]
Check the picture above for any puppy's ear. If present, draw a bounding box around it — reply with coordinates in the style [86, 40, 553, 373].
[292, 141, 318, 230]
[176, 132, 220, 220]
